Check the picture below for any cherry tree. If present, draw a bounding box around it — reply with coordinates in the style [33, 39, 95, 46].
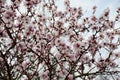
[0, 0, 120, 80]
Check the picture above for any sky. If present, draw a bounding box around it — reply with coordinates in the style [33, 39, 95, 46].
[6, 0, 120, 19]
[70, 0, 120, 10]
[56, 0, 120, 19]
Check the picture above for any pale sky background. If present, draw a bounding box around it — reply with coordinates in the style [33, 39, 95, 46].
[56, 0, 120, 19]
[6, 0, 120, 19]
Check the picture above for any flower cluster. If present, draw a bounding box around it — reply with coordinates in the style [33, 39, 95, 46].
[0, 0, 120, 80]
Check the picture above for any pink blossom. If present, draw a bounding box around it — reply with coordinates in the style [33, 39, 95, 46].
[56, 53, 62, 60]
[0, 57, 3, 61]
[73, 42, 80, 50]
[22, 61, 30, 69]
[67, 74, 73, 80]
[67, 53, 76, 62]
[39, 71, 48, 80]
[0, 1, 120, 80]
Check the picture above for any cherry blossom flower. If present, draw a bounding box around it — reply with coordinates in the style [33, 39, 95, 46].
[67, 74, 73, 80]
[0, 0, 120, 80]
[22, 61, 30, 69]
